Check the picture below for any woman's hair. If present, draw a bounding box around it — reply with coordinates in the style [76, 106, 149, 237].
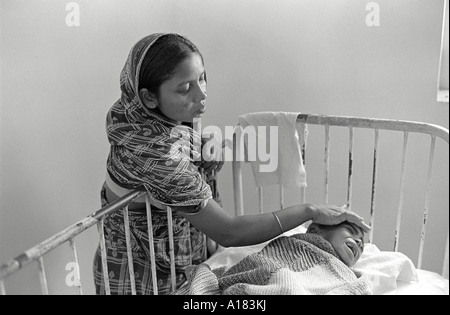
[139, 34, 204, 97]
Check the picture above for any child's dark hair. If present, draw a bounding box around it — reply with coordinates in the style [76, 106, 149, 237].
[139, 34, 204, 98]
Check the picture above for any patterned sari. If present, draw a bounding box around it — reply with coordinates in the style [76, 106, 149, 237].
[93, 182, 221, 295]
[93, 33, 221, 295]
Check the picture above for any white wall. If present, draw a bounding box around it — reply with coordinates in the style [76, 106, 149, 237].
[1, 0, 448, 294]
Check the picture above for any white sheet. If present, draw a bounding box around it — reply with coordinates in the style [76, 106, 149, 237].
[385, 270, 449, 295]
[205, 226, 449, 295]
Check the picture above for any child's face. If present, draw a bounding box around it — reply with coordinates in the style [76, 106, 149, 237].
[156, 53, 207, 123]
[321, 223, 364, 267]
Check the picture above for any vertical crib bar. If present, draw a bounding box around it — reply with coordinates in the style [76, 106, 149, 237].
[195, 115, 205, 261]
[201, 171, 207, 262]
[97, 219, 111, 295]
[300, 187, 306, 205]
[167, 207, 177, 292]
[347, 127, 354, 209]
[323, 125, 330, 204]
[369, 130, 380, 243]
[279, 185, 285, 210]
[233, 131, 244, 216]
[443, 233, 449, 279]
[258, 187, 264, 213]
[0, 280, 5, 295]
[37, 257, 49, 295]
[394, 132, 409, 252]
[192, 223, 200, 263]
[299, 122, 307, 204]
[68, 238, 83, 295]
[123, 206, 137, 295]
[145, 195, 159, 295]
[418, 135, 436, 269]
[203, 230, 207, 262]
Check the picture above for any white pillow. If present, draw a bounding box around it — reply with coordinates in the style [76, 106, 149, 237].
[352, 243, 418, 295]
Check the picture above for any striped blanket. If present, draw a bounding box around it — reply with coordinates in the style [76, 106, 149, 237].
[174, 233, 373, 295]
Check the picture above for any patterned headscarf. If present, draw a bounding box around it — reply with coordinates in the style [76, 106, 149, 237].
[106, 33, 212, 213]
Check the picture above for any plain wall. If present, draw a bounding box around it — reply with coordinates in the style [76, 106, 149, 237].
[1, 0, 448, 294]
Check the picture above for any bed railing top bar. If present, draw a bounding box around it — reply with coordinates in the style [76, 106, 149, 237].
[0, 190, 145, 281]
[297, 114, 449, 143]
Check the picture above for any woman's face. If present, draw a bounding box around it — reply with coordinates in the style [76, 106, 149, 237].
[153, 53, 207, 123]
[322, 223, 364, 267]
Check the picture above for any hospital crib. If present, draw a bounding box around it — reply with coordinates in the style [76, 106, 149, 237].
[0, 114, 448, 295]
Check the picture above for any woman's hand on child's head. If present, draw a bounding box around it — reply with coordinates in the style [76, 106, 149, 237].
[307, 204, 371, 233]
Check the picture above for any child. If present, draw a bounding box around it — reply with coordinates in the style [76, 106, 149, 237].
[306, 221, 365, 267]
[175, 219, 371, 295]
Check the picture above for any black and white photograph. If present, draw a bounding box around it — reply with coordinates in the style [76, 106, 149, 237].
[0, 0, 448, 298]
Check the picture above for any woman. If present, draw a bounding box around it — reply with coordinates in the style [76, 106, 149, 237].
[93, 33, 370, 295]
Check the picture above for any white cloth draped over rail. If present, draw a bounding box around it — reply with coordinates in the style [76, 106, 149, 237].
[238, 112, 307, 188]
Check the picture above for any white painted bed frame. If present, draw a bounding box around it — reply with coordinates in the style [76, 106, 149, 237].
[0, 114, 448, 295]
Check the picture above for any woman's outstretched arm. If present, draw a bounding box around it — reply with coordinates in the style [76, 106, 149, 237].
[182, 199, 370, 248]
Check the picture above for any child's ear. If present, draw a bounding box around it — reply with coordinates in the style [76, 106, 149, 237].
[139, 88, 158, 109]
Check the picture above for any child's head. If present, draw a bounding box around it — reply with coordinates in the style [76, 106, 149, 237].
[307, 221, 365, 267]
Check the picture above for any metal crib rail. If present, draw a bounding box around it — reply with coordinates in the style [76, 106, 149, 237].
[1, 114, 448, 294]
[296, 114, 449, 144]
[1, 178, 209, 295]
[0, 190, 144, 295]
[296, 114, 449, 273]
[233, 114, 449, 278]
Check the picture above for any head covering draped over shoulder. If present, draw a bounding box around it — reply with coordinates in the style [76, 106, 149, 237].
[106, 33, 212, 214]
